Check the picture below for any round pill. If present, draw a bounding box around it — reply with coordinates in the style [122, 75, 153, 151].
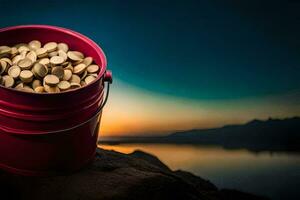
[57, 43, 69, 52]
[34, 86, 44, 93]
[72, 60, 83, 66]
[44, 74, 59, 86]
[63, 69, 72, 81]
[0, 46, 11, 55]
[22, 86, 34, 93]
[44, 42, 57, 52]
[48, 51, 58, 57]
[81, 70, 88, 80]
[87, 64, 99, 73]
[32, 79, 42, 89]
[1, 58, 12, 66]
[20, 51, 27, 59]
[85, 75, 96, 85]
[28, 40, 41, 50]
[20, 70, 34, 83]
[44, 84, 60, 93]
[73, 51, 84, 58]
[2, 60, 9, 70]
[58, 81, 71, 91]
[12, 55, 23, 65]
[83, 57, 93, 66]
[52, 66, 64, 80]
[33, 63, 48, 78]
[67, 51, 83, 61]
[8, 65, 21, 79]
[3, 75, 14, 88]
[39, 58, 50, 66]
[15, 82, 24, 90]
[50, 56, 64, 65]
[70, 82, 81, 89]
[18, 46, 30, 53]
[0, 45, 11, 51]
[69, 74, 81, 84]
[26, 51, 37, 62]
[35, 48, 48, 58]
[73, 63, 87, 75]
[65, 63, 74, 72]
[61, 61, 69, 67]
[58, 50, 67, 61]
[0, 60, 7, 74]
[10, 47, 18, 56]
[18, 58, 33, 70]
[80, 81, 87, 87]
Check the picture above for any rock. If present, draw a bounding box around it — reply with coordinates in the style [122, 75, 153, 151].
[174, 170, 218, 191]
[0, 148, 269, 200]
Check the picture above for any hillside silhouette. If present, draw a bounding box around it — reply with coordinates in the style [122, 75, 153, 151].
[101, 117, 300, 153]
[167, 117, 300, 152]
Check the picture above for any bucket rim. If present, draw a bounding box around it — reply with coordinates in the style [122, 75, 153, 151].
[0, 24, 107, 95]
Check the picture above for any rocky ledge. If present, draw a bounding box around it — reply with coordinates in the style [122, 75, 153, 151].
[0, 148, 269, 200]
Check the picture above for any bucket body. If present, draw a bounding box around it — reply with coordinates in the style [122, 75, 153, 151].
[0, 25, 110, 176]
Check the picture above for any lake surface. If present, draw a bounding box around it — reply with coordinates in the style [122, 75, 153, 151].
[99, 143, 300, 200]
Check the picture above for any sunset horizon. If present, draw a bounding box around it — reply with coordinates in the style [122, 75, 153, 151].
[100, 115, 300, 138]
[100, 79, 300, 137]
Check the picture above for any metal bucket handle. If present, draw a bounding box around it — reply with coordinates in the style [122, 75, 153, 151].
[34, 70, 112, 135]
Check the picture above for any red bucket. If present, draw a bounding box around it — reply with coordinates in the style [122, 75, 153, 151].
[0, 25, 112, 176]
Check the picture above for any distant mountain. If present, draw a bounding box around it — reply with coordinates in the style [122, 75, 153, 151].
[100, 117, 300, 152]
[166, 117, 300, 152]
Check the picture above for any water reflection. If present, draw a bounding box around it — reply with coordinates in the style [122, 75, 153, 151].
[99, 144, 300, 200]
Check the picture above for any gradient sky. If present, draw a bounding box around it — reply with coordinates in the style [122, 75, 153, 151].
[1, 0, 299, 136]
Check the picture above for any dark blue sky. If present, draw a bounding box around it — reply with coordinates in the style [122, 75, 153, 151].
[1, 0, 299, 100]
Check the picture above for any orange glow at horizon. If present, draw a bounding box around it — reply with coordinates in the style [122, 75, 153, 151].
[99, 80, 300, 137]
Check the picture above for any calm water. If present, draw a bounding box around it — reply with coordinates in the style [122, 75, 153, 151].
[99, 144, 300, 200]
